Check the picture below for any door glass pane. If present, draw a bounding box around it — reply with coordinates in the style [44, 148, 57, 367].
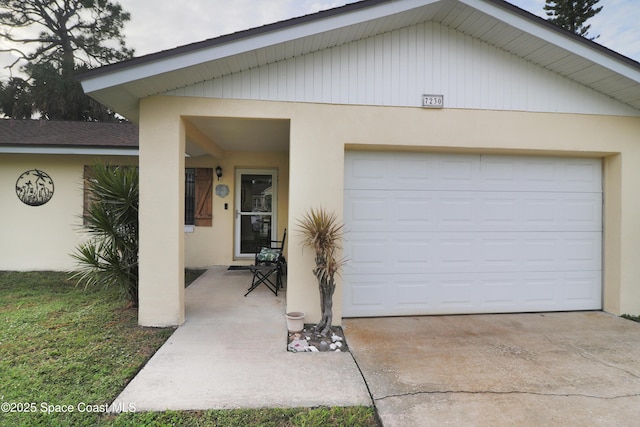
[240, 174, 273, 213]
[239, 215, 272, 254]
[239, 174, 273, 254]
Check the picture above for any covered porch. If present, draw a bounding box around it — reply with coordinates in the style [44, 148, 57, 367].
[138, 97, 293, 326]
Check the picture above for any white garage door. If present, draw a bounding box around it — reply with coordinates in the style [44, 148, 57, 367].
[343, 152, 602, 317]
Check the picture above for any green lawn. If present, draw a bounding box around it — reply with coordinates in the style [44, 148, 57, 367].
[0, 271, 377, 426]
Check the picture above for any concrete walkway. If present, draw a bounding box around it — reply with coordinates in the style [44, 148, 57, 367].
[110, 266, 371, 411]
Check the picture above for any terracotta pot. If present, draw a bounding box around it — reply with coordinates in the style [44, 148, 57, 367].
[286, 312, 305, 333]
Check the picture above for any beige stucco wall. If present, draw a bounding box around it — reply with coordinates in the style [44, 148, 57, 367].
[0, 149, 285, 289]
[137, 96, 640, 327]
[0, 153, 137, 271]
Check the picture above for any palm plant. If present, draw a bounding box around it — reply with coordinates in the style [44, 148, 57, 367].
[297, 207, 346, 336]
[70, 163, 139, 307]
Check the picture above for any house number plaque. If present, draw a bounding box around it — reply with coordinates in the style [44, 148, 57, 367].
[422, 94, 444, 108]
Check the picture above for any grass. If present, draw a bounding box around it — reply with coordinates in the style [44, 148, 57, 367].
[185, 268, 207, 287]
[0, 271, 378, 426]
[621, 314, 640, 322]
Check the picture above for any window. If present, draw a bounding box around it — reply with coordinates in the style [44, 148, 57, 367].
[186, 168, 212, 226]
[185, 168, 196, 225]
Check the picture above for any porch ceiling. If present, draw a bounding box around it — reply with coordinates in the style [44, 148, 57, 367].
[185, 117, 290, 157]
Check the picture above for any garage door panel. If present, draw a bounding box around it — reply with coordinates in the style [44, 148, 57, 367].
[520, 273, 600, 308]
[344, 152, 602, 317]
[346, 231, 601, 274]
[566, 275, 602, 303]
[439, 279, 475, 307]
[440, 239, 474, 266]
[345, 190, 602, 232]
[565, 162, 601, 187]
[484, 156, 601, 192]
[350, 282, 387, 307]
[347, 198, 388, 232]
[345, 152, 601, 192]
[481, 238, 518, 266]
[437, 157, 478, 183]
[395, 240, 433, 266]
[564, 237, 601, 264]
[348, 239, 390, 268]
[441, 197, 476, 225]
[565, 198, 601, 224]
[481, 279, 519, 306]
[396, 281, 432, 304]
[345, 271, 602, 317]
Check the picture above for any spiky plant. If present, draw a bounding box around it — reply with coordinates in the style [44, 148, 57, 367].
[70, 162, 139, 307]
[297, 207, 346, 336]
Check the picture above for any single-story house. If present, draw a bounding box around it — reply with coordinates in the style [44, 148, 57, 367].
[10, 0, 640, 327]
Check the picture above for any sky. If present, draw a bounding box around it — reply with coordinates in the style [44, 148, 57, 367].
[1, 0, 639, 78]
[508, 0, 640, 61]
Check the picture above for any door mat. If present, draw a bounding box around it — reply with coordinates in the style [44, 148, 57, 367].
[227, 265, 251, 270]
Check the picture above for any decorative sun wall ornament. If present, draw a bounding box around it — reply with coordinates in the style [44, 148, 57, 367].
[16, 169, 54, 206]
[215, 184, 229, 198]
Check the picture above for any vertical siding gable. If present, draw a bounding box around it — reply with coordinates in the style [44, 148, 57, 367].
[164, 22, 639, 116]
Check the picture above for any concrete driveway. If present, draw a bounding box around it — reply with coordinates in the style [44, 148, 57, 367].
[344, 312, 640, 426]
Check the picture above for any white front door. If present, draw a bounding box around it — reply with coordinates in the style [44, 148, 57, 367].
[235, 169, 278, 259]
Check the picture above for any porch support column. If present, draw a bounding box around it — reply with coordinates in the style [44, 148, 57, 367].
[138, 100, 185, 326]
[287, 112, 346, 325]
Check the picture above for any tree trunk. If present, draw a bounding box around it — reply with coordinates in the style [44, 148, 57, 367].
[316, 275, 335, 337]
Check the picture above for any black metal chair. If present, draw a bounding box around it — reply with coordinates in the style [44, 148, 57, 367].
[244, 228, 287, 297]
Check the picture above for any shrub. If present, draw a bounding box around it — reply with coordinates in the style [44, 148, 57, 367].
[71, 162, 139, 306]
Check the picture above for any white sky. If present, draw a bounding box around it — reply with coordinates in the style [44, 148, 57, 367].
[1, 0, 638, 78]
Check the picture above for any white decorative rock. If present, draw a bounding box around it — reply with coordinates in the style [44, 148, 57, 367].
[331, 333, 343, 342]
[288, 339, 309, 352]
[330, 343, 337, 350]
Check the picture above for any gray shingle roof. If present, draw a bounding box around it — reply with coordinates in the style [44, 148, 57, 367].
[0, 119, 138, 148]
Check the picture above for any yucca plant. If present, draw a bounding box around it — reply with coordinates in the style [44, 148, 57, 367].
[70, 162, 139, 307]
[297, 207, 347, 336]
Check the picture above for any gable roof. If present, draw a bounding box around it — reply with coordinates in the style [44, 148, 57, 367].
[79, 0, 640, 121]
[0, 119, 138, 155]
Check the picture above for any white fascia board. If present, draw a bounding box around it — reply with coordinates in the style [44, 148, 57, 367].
[0, 146, 139, 156]
[82, 0, 439, 94]
[463, 0, 640, 83]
